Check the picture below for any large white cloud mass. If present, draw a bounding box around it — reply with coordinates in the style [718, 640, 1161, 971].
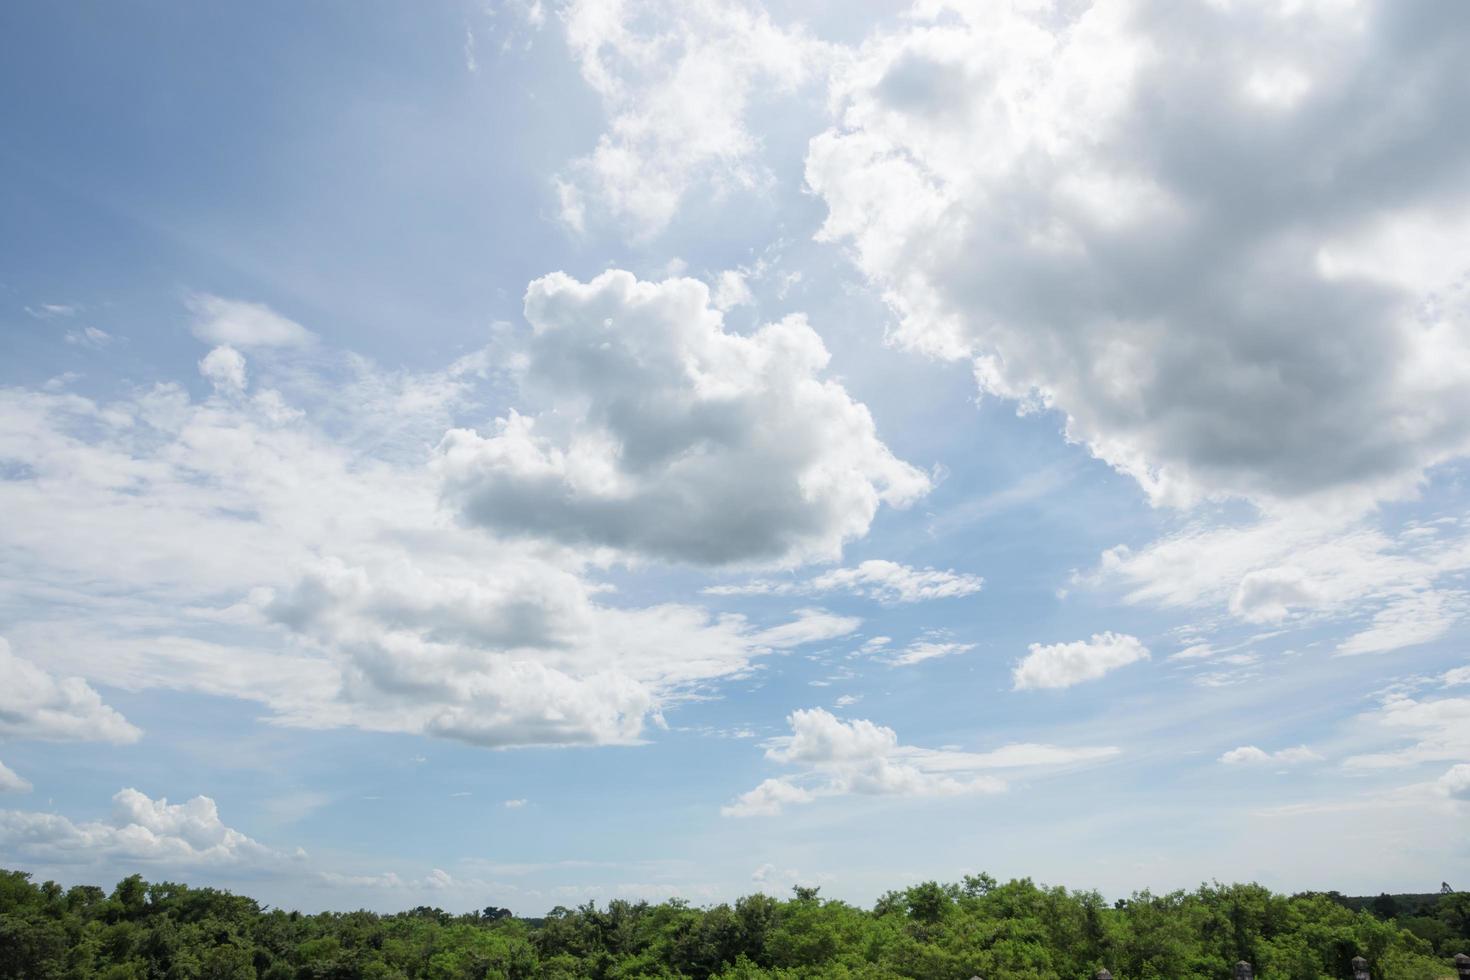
[0, 293, 880, 750]
[437, 271, 930, 566]
[807, 0, 1470, 509]
[722, 707, 1118, 816]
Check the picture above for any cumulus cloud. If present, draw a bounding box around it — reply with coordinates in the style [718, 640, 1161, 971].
[722, 707, 1117, 816]
[1438, 764, 1470, 801]
[556, 0, 825, 235]
[1218, 745, 1323, 766]
[0, 760, 31, 794]
[0, 788, 284, 866]
[807, 0, 1470, 510]
[188, 294, 315, 348]
[199, 345, 248, 394]
[0, 297, 874, 751]
[437, 271, 929, 566]
[1012, 632, 1149, 690]
[706, 559, 982, 604]
[0, 638, 141, 744]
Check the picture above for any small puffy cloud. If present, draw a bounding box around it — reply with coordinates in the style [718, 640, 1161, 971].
[199, 346, 248, 394]
[0, 788, 282, 866]
[707, 559, 983, 604]
[0, 639, 141, 744]
[0, 760, 31, 794]
[1438, 764, 1470, 801]
[1230, 567, 1321, 624]
[503, 798, 528, 809]
[1444, 665, 1470, 687]
[188, 294, 315, 348]
[1012, 632, 1149, 690]
[1218, 745, 1323, 766]
[437, 271, 929, 566]
[712, 270, 754, 311]
[723, 707, 1116, 816]
[807, 0, 1470, 510]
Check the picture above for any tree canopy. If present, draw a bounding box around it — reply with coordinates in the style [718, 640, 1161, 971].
[2, 868, 1466, 979]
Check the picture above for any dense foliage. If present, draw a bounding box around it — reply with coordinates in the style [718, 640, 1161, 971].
[3, 868, 1468, 979]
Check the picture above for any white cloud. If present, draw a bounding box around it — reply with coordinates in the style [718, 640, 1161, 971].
[0, 298, 870, 751]
[437, 271, 929, 566]
[723, 707, 1116, 816]
[1444, 665, 1470, 687]
[712, 270, 754, 311]
[556, 0, 826, 236]
[889, 638, 974, 667]
[199, 345, 248, 394]
[1086, 512, 1470, 652]
[0, 788, 284, 866]
[1218, 745, 1323, 766]
[1343, 691, 1470, 770]
[1438, 764, 1470, 801]
[503, 798, 527, 809]
[706, 559, 983, 604]
[1168, 643, 1215, 662]
[1229, 567, 1321, 624]
[807, 0, 1470, 510]
[0, 760, 31, 794]
[1012, 632, 1149, 690]
[0, 638, 141, 744]
[188, 294, 315, 348]
[1335, 590, 1465, 656]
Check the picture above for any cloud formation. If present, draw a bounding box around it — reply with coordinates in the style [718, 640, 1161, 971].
[556, 0, 824, 235]
[723, 707, 1117, 816]
[1089, 513, 1470, 653]
[0, 295, 876, 751]
[0, 638, 141, 744]
[0, 760, 31, 794]
[0, 788, 285, 866]
[437, 271, 929, 566]
[1344, 690, 1470, 770]
[188, 294, 315, 348]
[1012, 632, 1149, 690]
[807, 0, 1470, 509]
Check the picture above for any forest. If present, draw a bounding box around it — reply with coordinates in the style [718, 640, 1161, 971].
[3, 868, 1469, 980]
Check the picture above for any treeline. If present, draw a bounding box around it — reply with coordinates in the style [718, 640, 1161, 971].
[4, 868, 1469, 980]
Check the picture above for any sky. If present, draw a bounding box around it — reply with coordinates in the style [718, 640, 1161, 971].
[1, 0, 1469, 915]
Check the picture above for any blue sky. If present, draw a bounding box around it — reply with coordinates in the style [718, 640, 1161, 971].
[1, 0, 1468, 914]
